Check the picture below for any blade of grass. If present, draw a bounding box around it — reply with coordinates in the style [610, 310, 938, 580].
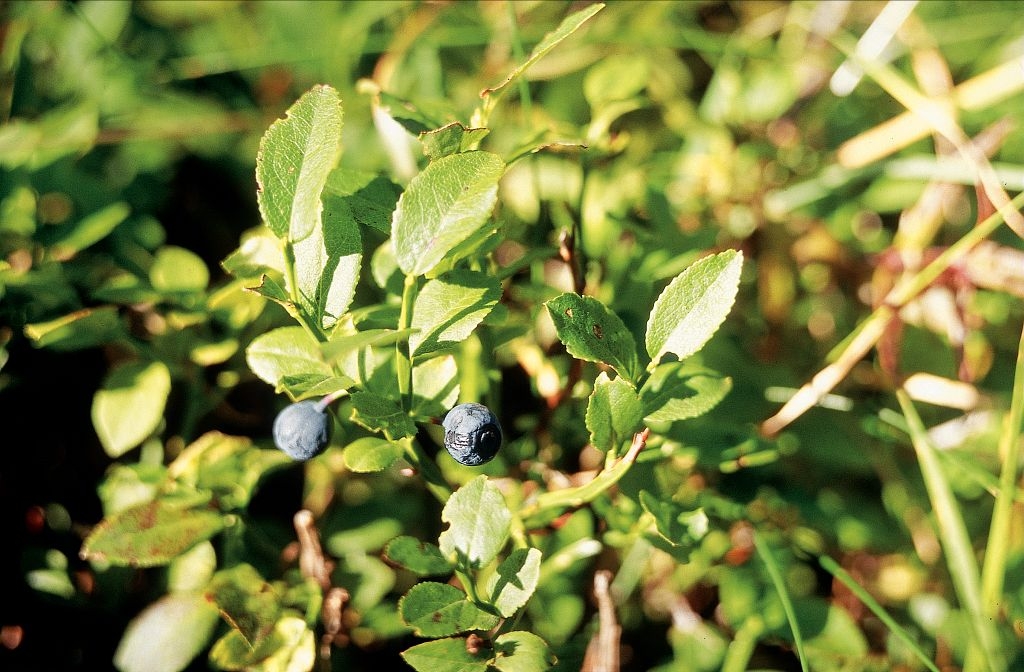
[819, 555, 940, 672]
[896, 389, 1004, 672]
[979, 321, 1024, 614]
[753, 532, 808, 672]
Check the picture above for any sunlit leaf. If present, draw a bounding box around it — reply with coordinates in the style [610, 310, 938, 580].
[411, 270, 501, 360]
[256, 84, 343, 242]
[384, 536, 453, 577]
[546, 293, 640, 384]
[401, 637, 491, 672]
[485, 548, 542, 618]
[492, 631, 556, 672]
[640, 364, 732, 424]
[392, 151, 504, 276]
[645, 250, 742, 366]
[399, 582, 499, 638]
[113, 592, 220, 672]
[343, 436, 404, 473]
[150, 245, 209, 293]
[586, 371, 643, 451]
[438, 475, 511, 569]
[91, 360, 172, 458]
[246, 326, 331, 389]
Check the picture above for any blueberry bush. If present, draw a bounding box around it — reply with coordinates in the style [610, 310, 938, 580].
[4, 2, 1024, 672]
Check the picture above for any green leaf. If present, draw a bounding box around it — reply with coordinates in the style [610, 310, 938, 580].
[411, 270, 501, 360]
[291, 191, 361, 330]
[205, 564, 281, 648]
[645, 250, 742, 366]
[221, 229, 286, 280]
[438, 475, 511, 569]
[24, 306, 123, 351]
[399, 582, 500, 638]
[277, 373, 353, 401]
[208, 615, 315, 672]
[167, 432, 291, 511]
[323, 168, 401, 234]
[482, 3, 605, 99]
[92, 360, 172, 458]
[545, 294, 640, 384]
[349, 391, 417, 440]
[113, 592, 220, 672]
[246, 326, 331, 389]
[384, 536, 453, 577]
[81, 499, 224, 567]
[584, 54, 650, 111]
[492, 631, 556, 672]
[256, 84, 343, 242]
[43, 201, 129, 257]
[411, 355, 460, 418]
[640, 364, 732, 424]
[392, 151, 504, 276]
[343, 436, 405, 473]
[639, 491, 708, 551]
[585, 371, 643, 452]
[401, 637, 491, 672]
[420, 122, 491, 160]
[486, 548, 542, 618]
[150, 245, 209, 293]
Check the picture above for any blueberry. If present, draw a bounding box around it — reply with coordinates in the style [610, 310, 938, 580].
[273, 399, 332, 461]
[442, 403, 502, 466]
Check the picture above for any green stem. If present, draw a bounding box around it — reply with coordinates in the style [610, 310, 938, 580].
[978, 321, 1024, 620]
[401, 438, 450, 505]
[520, 428, 649, 528]
[721, 615, 764, 672]
[396, 274, 417, 410]
[505, 1, 532, 122]
[457, 566, 483, 605]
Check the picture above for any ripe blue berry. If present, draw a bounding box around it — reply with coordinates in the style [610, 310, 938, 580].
[442, 402, 502, 466]
[273, 399, 331, 461]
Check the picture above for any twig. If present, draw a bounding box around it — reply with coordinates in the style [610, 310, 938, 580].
[582, 570, 620, 672]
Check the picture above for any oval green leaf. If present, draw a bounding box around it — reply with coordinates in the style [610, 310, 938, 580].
[150, 245, 209, 293]
[545, 293, 640, 384]
[343, 436, 404, 473]
[640, 364, 733, 424]
[401, 637, 491, 672]
[92, 360, 171, 458]
[399, 582, 499, 638]
[493, 631, 556, 672]
[113, 592, 220, 672]
[392, 151, 504, 276]
[246, 326, 331, 389]
[81, 499, 224, 567]
[349, 391, 417, 440]
[384, 536, 453, 577]
[486, 547, 542, 618]
[585, 371, 643, 452]
[410, 270, 501, 360]
[645, 250, 742, 366]
[438, 475, 511, 569]
[256, 84, 343, 242]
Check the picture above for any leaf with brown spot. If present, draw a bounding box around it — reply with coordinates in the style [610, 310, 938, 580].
[81, 498, 225, 567]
